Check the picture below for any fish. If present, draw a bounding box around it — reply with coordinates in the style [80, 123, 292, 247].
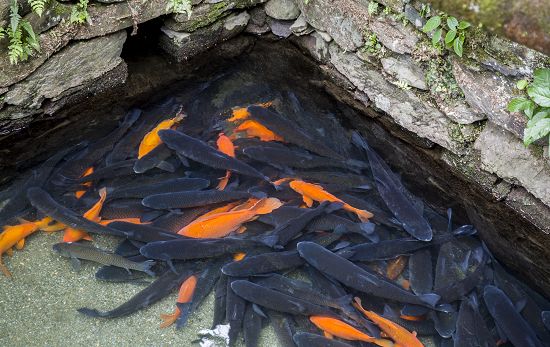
[59, 160, 136, 187]
[216, 132, 235, 190]
[339, 225, 476, 261]
[188, 258, 227, 318]
[178, 197, 282, 238]
[353, 297, 424, 347]
[242, 146, 365, 172]
[160, 274, 197, 328]
[63, 187, 108, 242]
[382, 305, 437, 336]
[212, 274, 228, 328]
[27, 187, 125, 238]
[94, 256, 151, 283]
[297, 242, 440, 308]
[234, 120, 285, 142]
[308, 316, 392, 347]
[230, 280, 336, 317]
[351, 132, 432, 241]
[79, 263, 194, 318]
[142, 190, 251, 210]
[293, 332, 354, 347]
[138, 111, 185, 159]
[292, 170, 371, 189]
[107, 178, 210, 201]
[305, 213, 375, 238]
[483, 285, 544, 347]
[158, 129, 269, 181]
[0, 217, 52, 277]
[409, 249, 433, 295]
[268, 311, 297, 347]
[105, 108, 143, 165]
[256, 201, 342, 248]
[100, 199, 151, 220]
[454, 296, 495, 347]
[386, 255, 408, 280]
[133, 143, 173, 173]
[74, 166, 94, 198]
[52, 242, 156, 276]
[140, 238, 266, 262]
[243, 303, 263, 347]
[289, 180, 373, 222]
[151, 206, 211, 233]
[247, 105, 345, 159]
[227, 102, 273, 122]
[226, 276, 247, 346]
[542, 311, 550, 331]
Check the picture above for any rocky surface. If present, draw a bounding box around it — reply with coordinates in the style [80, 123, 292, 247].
[264, 0, 299, 20]
[381, 55, 427, 90]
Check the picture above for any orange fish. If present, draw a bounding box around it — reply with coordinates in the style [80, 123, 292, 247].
[401, 279, 411, 291]
[178, 197, 282, 238]
[138, 112, 185, 159]
[354, 297, 423, 347]
[234, 120, 284, 142]
[216, 133, 235, 190]
[75, 166, 94, 199]
[228, 101, 272, 122]
[160, 274, 197, 328]
[0, 217, 52, 277]
[309, 316, 393, 347]
[63, 188, 107, 242]
[399, 314, 425, 322]
[233, 252, 246, 261]
[386, 256, 408, 280]
[289, 180, 373, 222]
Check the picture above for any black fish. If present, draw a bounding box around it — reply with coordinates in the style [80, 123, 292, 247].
[352, 132, 432, 241]
[483, 285, 543, 347]
[243, 304, 263, 347]
[382, 305, 437, 336]
[55, 160, 136, 187]
[212, 274, 228, 328]
[158, 129, 268, 180]
[108, 221, 182, 243]
[230, 280, 336, 317]
[339, 225, 476, 261]
[305, 213, 375, 238]
[454, 297, 495, 347]
[142, 190, 251, 210]
[78, 264, 194, 318]
[27, 187, 124, 237]
[247, 105, 344, 159]
[297, 242, 440, 308]
[542, 311, 550, 331]
[257, 201, 341, 248]
[268, 311, 297, 347]
[140, 238, 265, 261]
[133, 143, 173, 174]
[151, 207, 211, 233]
[100, 199, 152, 220]
[107, 178, 210, 201]
[105, 108, 144, 165]
[227, 277, 247, 346]
[242, 146, 364, 172]
[292, 170, 371, 189]
[409, 249, 433, 295]
[293, 332, 353, 347]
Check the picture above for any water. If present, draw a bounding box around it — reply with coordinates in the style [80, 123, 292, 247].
[1, 39, 548, 347]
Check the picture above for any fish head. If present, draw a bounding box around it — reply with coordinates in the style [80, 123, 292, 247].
[52, 242, 72, 257]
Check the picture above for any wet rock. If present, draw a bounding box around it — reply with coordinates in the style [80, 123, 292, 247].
[249, 5, 267, 26]
[316, 30, 332, 42]
[506, 187, 550, 234]
[4, 31, 127, 109]
[329, 43, 468, 154]
[436, 100, 486, 125]
[474, 123, 550, 207]
[404, 4, 424, 29]
[24, 1, 72, 34]
[370, 16, 419, 55]
[381, 55, 427, 90]
[295, 0, 365, 51]
[264, 0, 299, 20]
[452, 61, 525, 139]
[294, 31, 330, 63]
[160, 11, 250, 62]
[267, 18, 293, 38]
[290, 14, 311, 35]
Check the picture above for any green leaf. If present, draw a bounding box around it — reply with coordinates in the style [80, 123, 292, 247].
[432, 28, 442, 45]
[457, 20, 471, 30]
[422, 15, 441, 32]
[445, 29, 456, 44]
[516, 79, 528, 90]
[524, 118, 550, 146]
[527, 68, 550, 107]
[507, 97, 532, 112]
[527, 110, 550, 127]
[447, 16, 458, 31]
[453, 34, 464, 57]
[524, 102, 535, 118]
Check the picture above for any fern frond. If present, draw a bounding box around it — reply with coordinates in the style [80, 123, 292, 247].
[9, 0, 21, 34]
[28, 0, 48, 16]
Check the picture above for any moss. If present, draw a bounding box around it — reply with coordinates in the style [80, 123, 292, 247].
[448, 120, 485, 144]
[182, 1, 230, 33]
[424, 56, 463, 101]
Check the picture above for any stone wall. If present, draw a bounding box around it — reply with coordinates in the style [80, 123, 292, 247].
[1, 0, 550, 290]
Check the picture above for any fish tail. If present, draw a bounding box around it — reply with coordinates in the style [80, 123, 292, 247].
[175, 302, 192, 329]
[141, 260, 156, 276]
[254, 234, 278, 248]
[355, 208, 374, 222]
[251, 198, 283, 215]
[216, 171, 231, 190]
[418, 293, 440, 307]
[77, 307, 108, 317]
[159, 308, 180, 329]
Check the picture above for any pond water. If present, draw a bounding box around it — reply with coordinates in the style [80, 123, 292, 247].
[1, 38, 549, 347]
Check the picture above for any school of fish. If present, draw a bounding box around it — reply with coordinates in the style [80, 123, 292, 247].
[1, 98, 549, 347]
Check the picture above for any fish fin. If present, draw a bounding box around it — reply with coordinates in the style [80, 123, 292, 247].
[452, 225, 477, 237]
[77, 307, 108, 317]
[323, 331, 333, 339]
[236, 226, 247, 234]
[354, 184, 372, 190]
[0, 260, 12, 278]
[70, 257, 82, 272]
[359, 222, 376, 235]
[434, 303, 455, 313]
[16, 238, 25, 250]
[514, 298, 527, 313]
[156, 161, 176, 173]
[252, 198, 283, 215]
[355, 209, 374, 222]
[159, 309, 179, 329]
[141, 260, 157, 276]
[252, 303, 268, 319]
[167, 259, 178, 274]
[175, 302, 192, 329]
[446, 208, 453, 233]
[176, 153, 190, 167]
[6, 248, 13, 256]
[418, 293, 440, 307]
[254, 234, 278, 248]
[302, 196, 313, 207]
